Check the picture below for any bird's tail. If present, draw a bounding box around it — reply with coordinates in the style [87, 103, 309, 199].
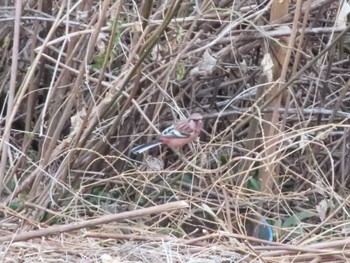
[131, 141, 163, 154]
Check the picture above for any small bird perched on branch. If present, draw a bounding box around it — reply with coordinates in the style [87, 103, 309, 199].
[131, 113, 203, 154]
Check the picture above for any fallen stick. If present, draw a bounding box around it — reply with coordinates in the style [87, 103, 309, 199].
[0, 201, 188, 243]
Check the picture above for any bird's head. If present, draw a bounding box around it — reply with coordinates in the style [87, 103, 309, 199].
[188, 113, 203, 131]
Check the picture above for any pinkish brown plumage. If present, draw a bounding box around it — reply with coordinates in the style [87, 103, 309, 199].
[131, 113, 203, 154]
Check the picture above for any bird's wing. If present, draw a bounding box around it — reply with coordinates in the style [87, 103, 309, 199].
[161, 124, 190, 138]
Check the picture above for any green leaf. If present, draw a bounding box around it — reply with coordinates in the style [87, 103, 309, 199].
[176, 62, 186, 80]
[91, 53, 106, 69]
[137, 198, 147, 207]
[24, 131, 35, 139]
[247, 176, 260, 191]
[182, 173, 193, 184]
[282, 211, 315, 228]
[8, 200, 21, 210]
[219, 155, 229, 165]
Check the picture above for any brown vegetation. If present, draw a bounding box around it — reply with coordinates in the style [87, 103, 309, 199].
[1, 0, 350, 261]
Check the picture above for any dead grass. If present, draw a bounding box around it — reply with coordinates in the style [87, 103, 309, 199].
[1, 0, 350, 262]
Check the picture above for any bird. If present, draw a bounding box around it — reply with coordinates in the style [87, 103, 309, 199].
[131, 113, 203, 154]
